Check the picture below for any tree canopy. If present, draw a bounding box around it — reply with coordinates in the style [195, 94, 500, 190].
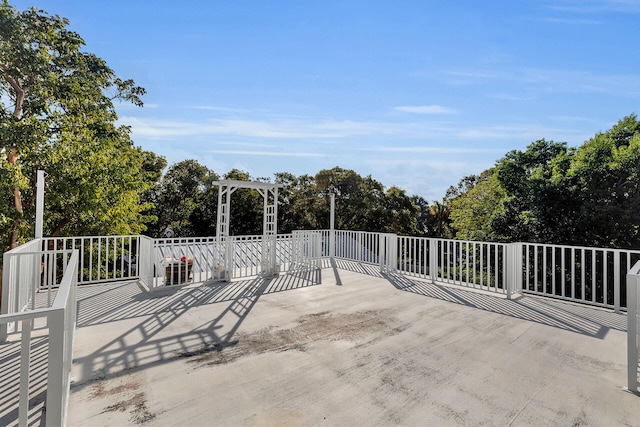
[0, 1, 159, 252]
[448, 114, 640, 249]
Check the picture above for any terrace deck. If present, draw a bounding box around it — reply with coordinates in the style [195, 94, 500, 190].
[5, 260, 639, 426]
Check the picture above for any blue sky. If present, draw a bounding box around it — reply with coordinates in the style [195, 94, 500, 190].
[11, 0, 640, 200]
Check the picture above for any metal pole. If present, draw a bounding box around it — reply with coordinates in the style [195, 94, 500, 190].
[329, 193, 335, 258]
[35, 170, 45, 239]
[628, 268, 640, 393]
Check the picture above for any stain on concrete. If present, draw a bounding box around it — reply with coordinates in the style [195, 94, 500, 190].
[243, 408, 307, 426]
[178, 310, 404, 367]
[89, 377, 156, 424]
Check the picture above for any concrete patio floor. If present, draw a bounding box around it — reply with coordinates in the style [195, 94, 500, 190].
[66, 260, 639, 426]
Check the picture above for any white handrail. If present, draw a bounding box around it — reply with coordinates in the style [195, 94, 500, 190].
[0, 250, 78, 427]
[627, 261, 640, 393]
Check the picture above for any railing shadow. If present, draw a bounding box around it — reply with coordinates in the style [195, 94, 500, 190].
[383, 272, 626, 339]
[0, 337, 48, 427]
[71, 268, 320, 387]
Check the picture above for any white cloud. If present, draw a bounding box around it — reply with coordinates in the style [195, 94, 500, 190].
[445, 67, 640, 96]
[454, 124, 590, 144]
[360, 146, 504, 154]
[544, 0, 640, 14]
[394, 105, 457, 114]
[118, 116, 456, 141]
[208, 150, 325, 157]
[542, 17, 601, 24]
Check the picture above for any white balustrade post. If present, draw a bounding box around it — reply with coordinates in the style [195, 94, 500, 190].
[329, 194, 335, 259]
[379, 234, 386, 274]
[226, 237, 234, 280]
[35, 170, 45, 239]
[627, 265, 640, 393]
[46, 309, 65, 426]
[429, 239, 437, 284]
[515, 243, 523, 294]
[614, 251, 621, 313]
[0, 254, 10, 341]
[506, 243, 516, 299]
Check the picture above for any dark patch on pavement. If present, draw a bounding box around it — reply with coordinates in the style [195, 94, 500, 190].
[180, 310, 404, 366]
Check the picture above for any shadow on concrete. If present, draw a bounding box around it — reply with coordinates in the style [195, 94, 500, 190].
[72, 268, 320, 387]
[330, 258, 384, 278]
[382, 271, 626, 339]
[329, 258, 343, 286]
[0, 337, 48, 427]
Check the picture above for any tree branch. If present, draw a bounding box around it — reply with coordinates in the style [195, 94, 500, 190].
[51, 218, 71, 237]
[3, 74, 25, 119]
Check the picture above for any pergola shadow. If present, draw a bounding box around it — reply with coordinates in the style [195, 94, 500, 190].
[383, 272, 626, 338]
[71, 268, 320, 388]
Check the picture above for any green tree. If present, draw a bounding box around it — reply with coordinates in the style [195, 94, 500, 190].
[492, 139, 575, 243]
[0, 2, 152, 251]
[429, 201, 452, 238]
[147, 160, 219, 238]
[275, 172, 323, 233]
[566, 114, 640, 247]
[223, 169, 263, 235]
[381, 186, 419, 235]
[449, 169, 506, 241]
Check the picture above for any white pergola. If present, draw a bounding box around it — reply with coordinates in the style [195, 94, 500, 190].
[213, 180, 283, 279]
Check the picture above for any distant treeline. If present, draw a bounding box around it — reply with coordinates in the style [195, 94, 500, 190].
[143, 114, 640, 250]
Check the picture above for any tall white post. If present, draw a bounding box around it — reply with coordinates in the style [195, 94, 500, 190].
[329, 193, 335, 258]
[627, 263, 640, 393]
[35, 170, 45, 239]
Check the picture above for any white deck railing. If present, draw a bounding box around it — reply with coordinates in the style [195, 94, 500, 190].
[146, 234, 299, 289]
[627, 261, 640, 393]
[6, 232, 638, 310]
[41, 235, 141, 285]
[0, 250, 78, 427]
[521, 243, 640, 311]
[322, 231, 640, 309]
[1, 240, 78, 338]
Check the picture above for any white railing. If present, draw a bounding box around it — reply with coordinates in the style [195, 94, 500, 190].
[7, 232, 638, 309]
[153, 236, 219, 287]
[41, 235, 141, 285]
[276, 234, 295, 270]
[396, 237, 512, 296]
[1, 239, 45, 334]
[521, 243, 640, 311]
[627, 261, 640, 393]
[333, 230, 384, 264]
[292, 230, 323, 271]
[324, 231, 640, 307]
[327, 232, 512, 296]
[147, 234, 299, 289]
[0, 250, 78, 427]
[1, 240, 78, 339]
